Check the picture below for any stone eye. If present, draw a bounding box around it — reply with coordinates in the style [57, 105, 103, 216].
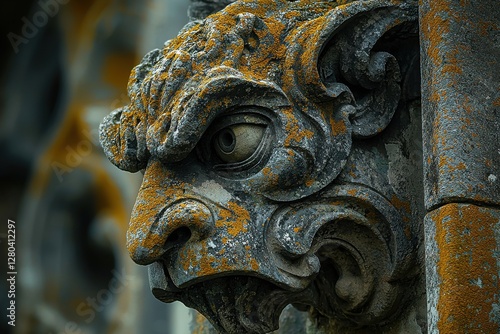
[197, 111, 273, 175]
[213, 124, 266, 163]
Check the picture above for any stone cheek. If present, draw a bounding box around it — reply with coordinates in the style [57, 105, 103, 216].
[99, 0, 424, 333]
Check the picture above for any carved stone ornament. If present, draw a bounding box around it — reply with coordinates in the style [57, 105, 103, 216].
[99, 0, 421, 332]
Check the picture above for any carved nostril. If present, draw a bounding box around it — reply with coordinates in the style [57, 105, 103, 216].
[164, 226, 192, 251]
[128, 199, 214, 265]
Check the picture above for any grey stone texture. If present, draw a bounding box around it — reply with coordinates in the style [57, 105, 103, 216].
[420, 0, 500, 209]
[420, 0, 500, 333]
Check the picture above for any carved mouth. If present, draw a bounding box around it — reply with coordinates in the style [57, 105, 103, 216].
[183, 276, 284, 333]
[150, 261, 316, 333]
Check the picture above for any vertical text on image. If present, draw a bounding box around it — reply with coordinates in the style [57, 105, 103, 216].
[6, 219, 17, 327]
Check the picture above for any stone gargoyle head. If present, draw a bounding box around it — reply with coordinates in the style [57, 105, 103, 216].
[100, 0, 420, 332]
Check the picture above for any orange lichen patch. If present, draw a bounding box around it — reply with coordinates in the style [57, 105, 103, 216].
[243, 244, 260, 271]
[330, 117, 348, 135]
[430, 88, 447, 103]
[239, 16, 287, 80]
[455, 162, 467, 170]
[286, 149, 297, 163]
[478, 20, 499, 37]
[441, 48, 463, 76]
[305, 179, 314, 187]
[438, 155, 452, 169]
[199, 254, 220, 275]
[225, 0, 272, 18]
[181, 248, 193, 272]
[304, 129, 314, 139]
[459, 116, 472, 130]
[391, 195, 411, 214]
[204, 96, 233, 116]
[282, 108, 314, 145]
[279, 5, 330, 93]
[436, 153, 472, 177]
[126, 178, 188, 253]
[293, 227, 302, 233]
[185, 242, 247, 277]
[262, 166, 280, 187]
[180, 242, 207, 275]
[347, 189, 358, 196]
[432, 204, 500, 333]
[420, 0, 452, 67]
[299, 21, 326, 85]
[179, 238, 260, 278]
[284, 10, 301, 20]
[250, 258, 259, 271]
[461, 95, 473, 114]
[131, 185, 180, 221]
[217, 201, 250, 237]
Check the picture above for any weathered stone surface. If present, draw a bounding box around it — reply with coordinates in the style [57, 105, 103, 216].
[420, 2, 500, 333]
[100, 0, 424, 332]
[425, 204, 500, 333]
[420, 0, 500, 209]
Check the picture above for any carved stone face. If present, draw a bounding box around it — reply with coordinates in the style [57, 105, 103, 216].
[100, 0, 419, 332]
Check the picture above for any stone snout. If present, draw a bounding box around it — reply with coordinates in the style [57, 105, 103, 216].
[127, 199, 214, 266]
[122, 166, 305, 291]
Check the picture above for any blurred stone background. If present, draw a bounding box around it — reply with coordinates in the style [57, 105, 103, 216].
[0, 1, 193, 333]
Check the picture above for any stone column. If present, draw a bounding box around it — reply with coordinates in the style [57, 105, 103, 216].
[420, 1, 500, 332]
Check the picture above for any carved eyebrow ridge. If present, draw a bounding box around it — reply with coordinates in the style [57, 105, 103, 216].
[149, 70, 289, 164]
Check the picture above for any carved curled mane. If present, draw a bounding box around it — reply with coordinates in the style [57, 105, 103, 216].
[99, 0, 341, 172]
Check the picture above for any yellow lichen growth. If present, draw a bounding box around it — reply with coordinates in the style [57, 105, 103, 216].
[250, 258, 259, 271]
[390, 195, 411, 214]
[305, 179, 314, 187]
[217, 201, 250, 237]
[330, 117, 347, 135]
[421, 0, 452, 67]
[347, 189, 357, 196]
[433, 204, 500, 333]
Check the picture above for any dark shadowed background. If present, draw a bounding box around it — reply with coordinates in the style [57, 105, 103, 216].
[1, 1, 193, 333]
